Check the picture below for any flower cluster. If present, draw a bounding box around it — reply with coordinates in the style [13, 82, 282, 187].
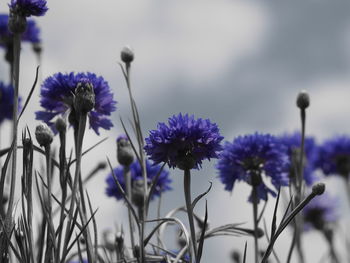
[316, 135, 350, 178]
[144, 113, 223, 170]
[36, 72, 117, 134]
[0, 14, 40, 46]
[105, 160, 172, 201]
[216, 133, 290, 201]
[303, 193, 339, 231]
[278, 132, 318, 185]
[8, 0, 48, 17]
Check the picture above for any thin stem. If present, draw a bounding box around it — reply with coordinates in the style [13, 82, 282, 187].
[44, 145, 55, 262]
[56, 128, 67, 263]
[252, 186, 259, 263]
[184, 169, 197, 262]
[61, 114, 88, 263]
[7, 33, 20, 221]
[124, 165, 136, 252]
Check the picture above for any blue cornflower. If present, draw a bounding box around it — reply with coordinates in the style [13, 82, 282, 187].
[216, 133, 290, 202]
[9, 0, 48, 17]
[303, 193, 339, 231]
[144, 113, 223, 170]
[316, 135, 350, 178]
[36, 72, 117, 135]
[0, 14, 40, 46]
[0, 82, 19, 124]
[278, 132, 318, 186]
[105, 160, 172, 201]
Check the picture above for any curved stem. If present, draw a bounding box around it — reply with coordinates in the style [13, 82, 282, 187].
[184, 169, 197, 262]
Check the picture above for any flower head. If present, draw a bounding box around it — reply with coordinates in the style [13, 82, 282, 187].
[0, 14, 40, 46]
[36, 72, 117, 135]
[105, 160, 171, 201]
[278, 132, 318, 185]
[9, 0, 48, 17]
[303, 193, 339, 231]
[316, 135, 350, 177]
[144, 113, 223, 170]
[216, 133, 290, 202]
[0, 82, 20, 124]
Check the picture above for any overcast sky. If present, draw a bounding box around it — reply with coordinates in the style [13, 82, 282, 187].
[1, 1, 350, 262]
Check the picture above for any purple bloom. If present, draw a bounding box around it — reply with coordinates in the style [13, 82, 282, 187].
[68, 260, 88, 263]
[216, 133, 290, 202]
[303, 193, 339, 231]
[36, 72, 117, 135]
[0, 82, 20, 124]
[105, 160, 172, 201]
[278, 132, 319, 186]
[0, 14, 40, 46]
[144, 113, 223, 170]
[9, 0, 48, 17]
[316, 135, 350, 178]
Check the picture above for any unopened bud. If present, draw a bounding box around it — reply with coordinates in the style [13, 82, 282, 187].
[296, 90, 310, 110]
[35, 123, 53, 147]
[121, 46, 134, 64]
[132, 180, 145, 208]
[74, 79, 95, 114]
[8, 12, 27, 34]
[117, 135, 134, 166]
[312, 183, 325, 196]
[55, 117, 67, 133]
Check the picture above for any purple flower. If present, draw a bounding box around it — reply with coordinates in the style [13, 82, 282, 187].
[0, 14, 40, 46]
[9, 0, 48, 17]
[278, 132, 319, 186]
[144, 113, 223, 170]
[105, 160, 172, 201]
[216, 133, 290, 202]
[0, 82, 21, 124]
[316, 135, 350, 178]
[68, 260, 88, 263]
[303, 193, 339, 231]
[36, 72, 117, 135]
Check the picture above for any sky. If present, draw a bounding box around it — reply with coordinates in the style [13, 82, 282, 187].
[1, 1, 350, 262]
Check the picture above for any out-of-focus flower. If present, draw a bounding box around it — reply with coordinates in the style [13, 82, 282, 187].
[303, 193, 339, 231]
[216, 133, 290, 202]
[8, 0, 48, 17]
[117, 135, 134, 166]
[105, 160, 171, 201]
[36, 72, 117, 135]
[316, 135, 350, 178]
[0, 82, 21, 124]
[68, 260, 88, 263]
[144, 113, 223, 170]
[0, 14, 40, 46]
[278, 132, 318, 186]
[158, 250, 190, 263]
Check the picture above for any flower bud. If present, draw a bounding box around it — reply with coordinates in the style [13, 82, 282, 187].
[117, 135, 134, 166]
[74, 79, 95, 114]
[55, 117, 67, 133]
[121, 46, 134, 64]
[8, 11, 27, 34]
[312, 183, 325, 196]
[296, 90, 310, 110]
[132, 179, 145, 208]
[35, 123, 53, 147]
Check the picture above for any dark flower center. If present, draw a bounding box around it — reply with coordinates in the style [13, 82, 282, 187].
[334, 154, 350, 177]
[304, 208, 326, 230]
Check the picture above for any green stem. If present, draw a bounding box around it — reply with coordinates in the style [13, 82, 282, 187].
[184, 169, 197, 262]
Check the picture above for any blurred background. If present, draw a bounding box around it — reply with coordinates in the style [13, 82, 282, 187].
[1, 1, 350, 262]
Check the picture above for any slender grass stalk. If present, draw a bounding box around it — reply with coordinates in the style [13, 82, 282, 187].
[183, 169, 197, 262]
